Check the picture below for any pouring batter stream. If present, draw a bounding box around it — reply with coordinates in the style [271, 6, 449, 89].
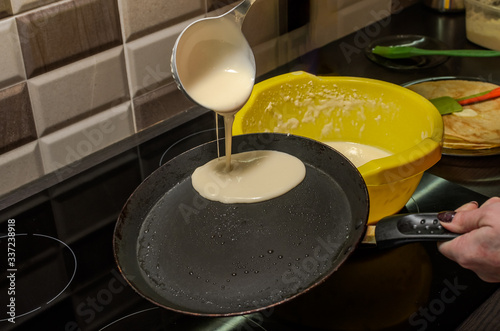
[173, 13, 306, 203]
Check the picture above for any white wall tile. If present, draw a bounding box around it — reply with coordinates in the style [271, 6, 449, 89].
[28, 46, 129, 136]
[39, 102, 133, 174]
[0, 142, 43, 197]
[0, 18, 26, 90]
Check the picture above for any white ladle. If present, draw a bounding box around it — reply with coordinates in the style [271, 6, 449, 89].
[171, 0, 257, 114]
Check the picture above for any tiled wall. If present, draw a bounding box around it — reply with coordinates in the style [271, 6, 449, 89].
[0, 0, 398, 200]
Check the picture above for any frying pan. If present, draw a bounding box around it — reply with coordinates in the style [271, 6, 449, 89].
[113, 133, 457, 316]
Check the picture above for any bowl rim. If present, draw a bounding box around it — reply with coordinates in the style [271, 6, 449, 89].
[234, 71, 443, 185]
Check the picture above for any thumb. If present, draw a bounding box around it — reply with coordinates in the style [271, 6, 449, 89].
[440, 209, 482, 234]
[439, 201, 480, 234]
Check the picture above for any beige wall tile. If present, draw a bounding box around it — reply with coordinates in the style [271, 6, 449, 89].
[0, 18, 26, 89]
[10, 0, 60, 14]
[252, 38, 279, 77]
[133, 83, 194, 131]
[119, 0, 205, 41]
[0, 142, 44, 197]
[125, 22, 187, 97]
[28, 47, 129, 136]
[39, 102, 134, 173]
[242, 0, 280, 47]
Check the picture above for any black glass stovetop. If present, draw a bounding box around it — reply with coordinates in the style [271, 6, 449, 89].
[1, 111, 498, 331]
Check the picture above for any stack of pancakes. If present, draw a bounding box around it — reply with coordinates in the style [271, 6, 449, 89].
[407, 80, 500, 150]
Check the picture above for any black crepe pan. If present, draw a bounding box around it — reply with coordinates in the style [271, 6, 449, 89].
[113, 133, 457, 316]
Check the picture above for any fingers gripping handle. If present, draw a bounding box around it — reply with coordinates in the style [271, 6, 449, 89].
[374, 213, 459, 249]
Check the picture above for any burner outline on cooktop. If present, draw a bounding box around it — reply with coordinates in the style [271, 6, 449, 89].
[99, 307, 160, 330]
[0, 233, 77, 322]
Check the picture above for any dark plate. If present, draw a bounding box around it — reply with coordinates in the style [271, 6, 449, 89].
[365, 34, 450, 70]
[403, 76, 500, 157]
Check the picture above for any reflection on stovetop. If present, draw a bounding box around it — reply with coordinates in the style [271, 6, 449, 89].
[0, 111, 499, 331]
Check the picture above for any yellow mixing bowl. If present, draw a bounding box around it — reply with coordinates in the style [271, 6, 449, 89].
[233, 71, 443, 224]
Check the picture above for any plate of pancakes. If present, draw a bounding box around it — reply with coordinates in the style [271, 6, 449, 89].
[404, 77, 500, 156]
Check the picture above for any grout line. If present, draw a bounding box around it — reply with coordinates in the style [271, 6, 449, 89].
[116, 0, 138, 134]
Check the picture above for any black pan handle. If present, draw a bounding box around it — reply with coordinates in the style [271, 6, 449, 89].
[368, 213, 459, 249]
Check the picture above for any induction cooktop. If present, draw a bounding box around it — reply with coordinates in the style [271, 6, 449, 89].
[1, 111, 498, 331]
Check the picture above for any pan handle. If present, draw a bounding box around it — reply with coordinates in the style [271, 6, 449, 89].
[365, 213, 459, 249]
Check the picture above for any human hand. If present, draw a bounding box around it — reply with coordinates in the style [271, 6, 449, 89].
[437, 197, 500, 283]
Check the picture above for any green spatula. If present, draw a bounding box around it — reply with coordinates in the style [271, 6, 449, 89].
[429, 87, 500, 115]
[372, 46, 500, 59]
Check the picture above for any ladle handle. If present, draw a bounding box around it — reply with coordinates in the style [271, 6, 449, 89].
[370, 213, 459, 249]
[229, 0, 257, 27]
